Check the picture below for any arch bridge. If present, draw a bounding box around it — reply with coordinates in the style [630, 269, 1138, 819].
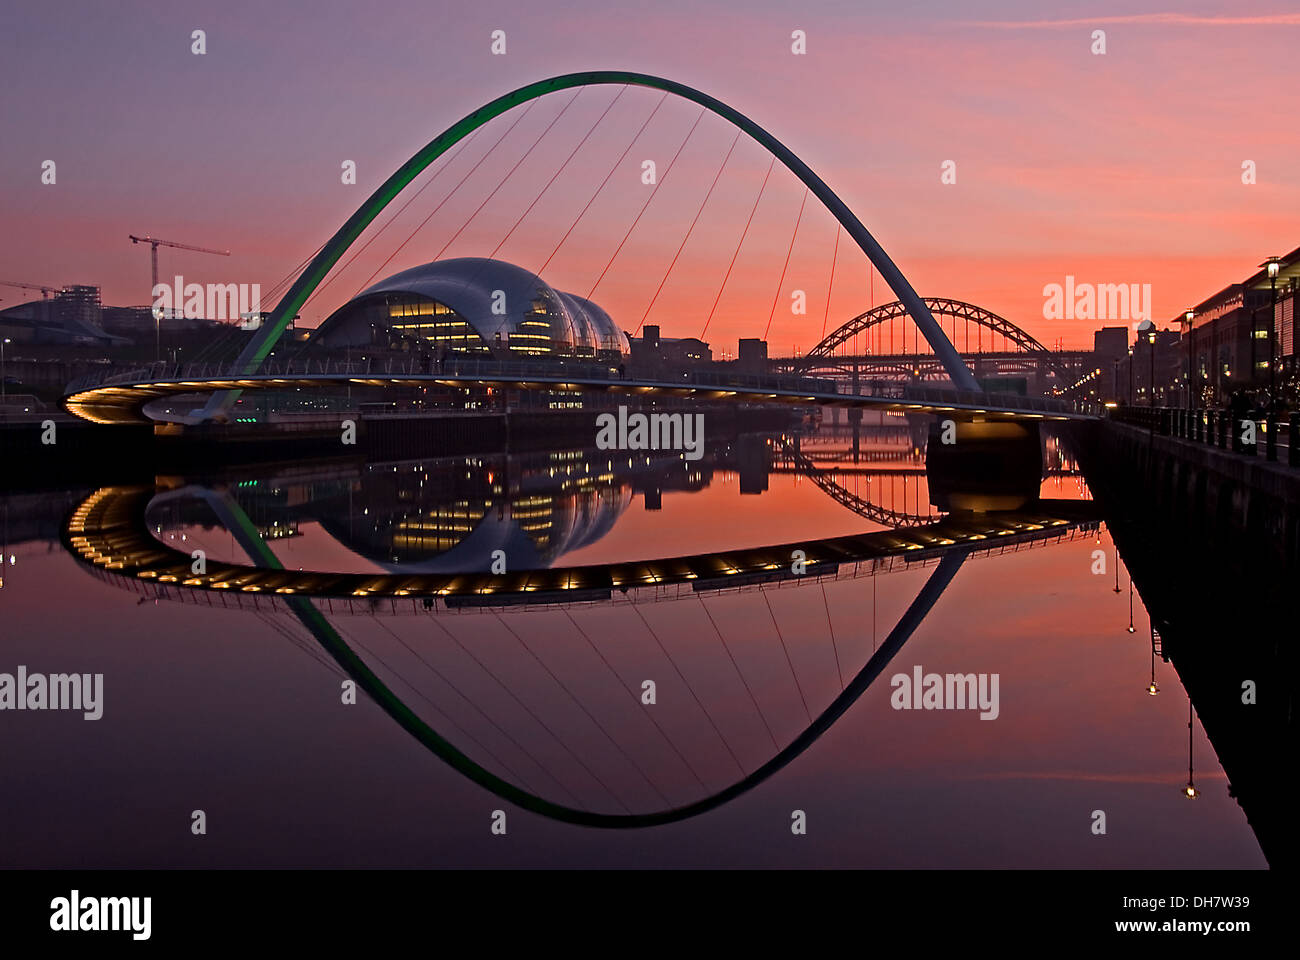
[62, 74, 1099, 424]
[190, 70, 981, 415]
[774, 298, 1091, 389]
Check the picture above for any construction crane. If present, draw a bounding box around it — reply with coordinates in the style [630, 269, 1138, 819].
[128, 234, 230, 295]
[129, 235, 231, 362]
[0, 280, 62, 300]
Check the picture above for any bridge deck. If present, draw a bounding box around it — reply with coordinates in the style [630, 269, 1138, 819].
[62, 360, 1101, 425]
[66, 485, 1102, 608]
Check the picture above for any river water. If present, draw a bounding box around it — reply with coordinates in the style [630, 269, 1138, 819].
[0, 426, 1265, 867]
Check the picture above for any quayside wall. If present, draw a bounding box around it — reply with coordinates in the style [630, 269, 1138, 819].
[1077, 420, 1298, 868]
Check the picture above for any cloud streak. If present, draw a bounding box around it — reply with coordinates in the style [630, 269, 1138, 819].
[960, 12, 1300, 29]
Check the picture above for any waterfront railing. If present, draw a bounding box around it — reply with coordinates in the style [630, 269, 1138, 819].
[1111, 405, 1298, 466]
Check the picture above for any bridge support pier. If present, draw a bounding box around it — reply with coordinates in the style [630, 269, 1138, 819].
[925, 419, 1043, 513]
[847, 406, 863, 461]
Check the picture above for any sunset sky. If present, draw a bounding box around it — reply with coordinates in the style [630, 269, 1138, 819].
[3, 0, 1298, 351]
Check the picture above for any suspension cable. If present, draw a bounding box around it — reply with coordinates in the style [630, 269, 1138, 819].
[432, 91, 584, 271]
[762, 590, 812, 723]
[630, 603, 745, 775]
[585, 105, 707, 301]
[301, 129, 482, 313]
[535, 92, 669, 278]
[701, 154, 775, 339]
[494, 611, 666, 809]
[821, 224, 841, 342]
[696, 595, 778, 751]
[635, 129, 741, 336]
[763, 188, 809, 341]
[350, 98, 542, 297]
[374, 616, 559, 800]
[821, 583, 844, 690]
[426, 613, 617, 810]
[563, 608, 707, 793]
[489, 87, 626, 262]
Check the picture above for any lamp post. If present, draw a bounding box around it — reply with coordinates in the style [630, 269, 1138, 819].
[1128, 346, 1134, 405]
[1138, 323, 1157, 407]
[1263, 257, 1281, 410]
[1135, 319, 1156, 407]
[1147, 625, 1159, 696]
[1183, 310, 1196, 408]
[1183, 698, 1199, 799]
[1149, 331, 1157, 407]
[0, 337, 9, 406]
[1250, 301, 1259, 391]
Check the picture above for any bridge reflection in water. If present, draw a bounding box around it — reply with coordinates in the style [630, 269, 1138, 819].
[40, 423, 1283, 865]
[61, 428, 1103, 826]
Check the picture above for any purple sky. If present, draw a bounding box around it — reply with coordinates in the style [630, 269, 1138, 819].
[3, 0, 1299, 349]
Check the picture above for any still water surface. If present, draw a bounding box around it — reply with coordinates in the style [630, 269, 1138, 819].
[0, 428, 1265, 867]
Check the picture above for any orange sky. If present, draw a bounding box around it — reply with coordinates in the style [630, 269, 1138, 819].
[3, 1, 1298, 352]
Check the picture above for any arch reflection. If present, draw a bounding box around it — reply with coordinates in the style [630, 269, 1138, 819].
[62, 476, 1099, 828]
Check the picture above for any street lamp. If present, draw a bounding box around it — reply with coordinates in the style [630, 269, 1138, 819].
[1183, 310, 1196, 408]
[1147, 626, 1159, 696]
[0, 337, 9, 406]
[1263, 257, 1282, 409]
[1183, 699, 1199, 798]
[1137, 319, 1156, 407]
[1149, 331, 1157, 407]
[151, 303, 164, 365]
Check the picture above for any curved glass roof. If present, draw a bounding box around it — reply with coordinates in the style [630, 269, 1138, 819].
[346, 257, 628, 357]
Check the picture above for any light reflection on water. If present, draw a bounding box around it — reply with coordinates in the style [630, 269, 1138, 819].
[0, 427, 1265, 868]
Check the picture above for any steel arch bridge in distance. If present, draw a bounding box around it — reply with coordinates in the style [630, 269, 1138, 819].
[789, 298, 1080, 384]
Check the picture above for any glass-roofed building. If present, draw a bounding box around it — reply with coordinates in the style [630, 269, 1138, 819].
[312, 257, 629, 362]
